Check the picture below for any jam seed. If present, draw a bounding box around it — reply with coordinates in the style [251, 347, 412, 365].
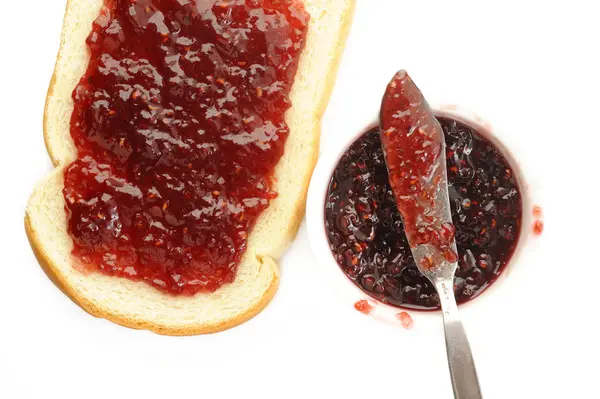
[420, 256, 433, 269]
[444, 250, 458, 263]
[256, 87, 263, 97]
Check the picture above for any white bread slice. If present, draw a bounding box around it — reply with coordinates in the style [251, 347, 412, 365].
[27, 0, 355, 335]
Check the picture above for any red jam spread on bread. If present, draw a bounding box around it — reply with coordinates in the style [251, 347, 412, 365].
[63, 0, 309, 295]
[325, 119, 522, 309]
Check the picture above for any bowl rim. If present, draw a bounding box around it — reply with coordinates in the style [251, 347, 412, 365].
[306, 102, 533, 328]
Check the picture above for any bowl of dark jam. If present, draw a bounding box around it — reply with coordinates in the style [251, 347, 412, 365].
[307, 104, 534, 329]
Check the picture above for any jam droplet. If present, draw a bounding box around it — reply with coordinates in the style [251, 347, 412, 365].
[354, 300, 373, 315]
[63, 0, 309, 295]
[396, 312, 414, 329]
[533, 220, 544, 235]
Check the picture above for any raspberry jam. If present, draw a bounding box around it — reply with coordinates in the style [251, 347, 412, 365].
[325, 118, 522, 310]
[63, 0, 308, 295]
[380, 70, 458, 268]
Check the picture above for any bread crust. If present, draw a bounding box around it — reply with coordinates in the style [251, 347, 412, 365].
[43, 0, 71, 167]
[26, 212, 279, 335]
[28, 0, 356, 335]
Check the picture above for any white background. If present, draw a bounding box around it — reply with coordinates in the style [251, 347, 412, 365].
[1, 1, 599, 398]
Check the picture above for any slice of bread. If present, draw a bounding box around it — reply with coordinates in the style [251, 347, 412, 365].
[26, 0, 355, 335]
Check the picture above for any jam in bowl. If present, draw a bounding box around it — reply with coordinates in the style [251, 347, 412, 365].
[306, 106, 531, 326]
